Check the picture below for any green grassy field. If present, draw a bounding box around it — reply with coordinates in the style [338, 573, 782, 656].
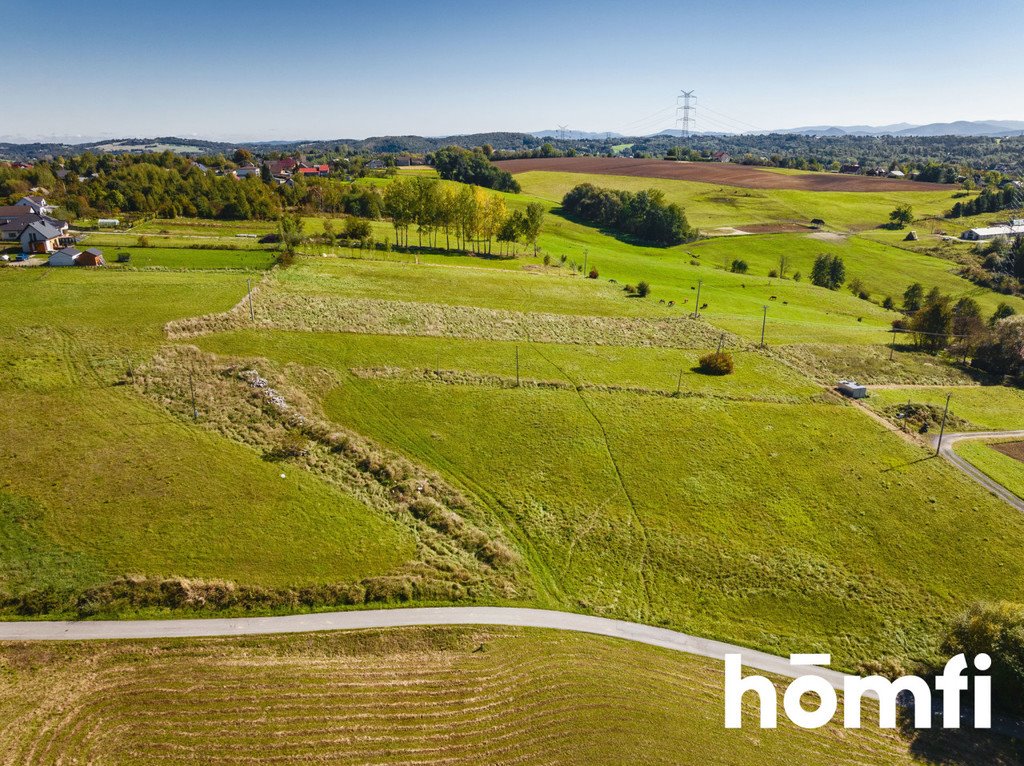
[81, 245, 276, 270]
[513, 169, 966, 230]
[0, 268, 416, 604]
[954, 441, 1024, 500]
[307, 372, 1024, 667]
[867, 386, 1024, 431]
[1, 626, 1012, 766]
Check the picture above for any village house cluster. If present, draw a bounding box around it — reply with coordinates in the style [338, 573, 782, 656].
[0, 194, 104, 266]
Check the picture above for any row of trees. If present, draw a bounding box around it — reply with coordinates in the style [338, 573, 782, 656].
[560, 183, 699, 246]
[381, 176, 543, 255]
[948, 183, 1024, 218]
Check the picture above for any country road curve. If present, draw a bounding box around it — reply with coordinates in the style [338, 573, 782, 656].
[933, 430, 1024, 513]
[0, 605, 851, 691]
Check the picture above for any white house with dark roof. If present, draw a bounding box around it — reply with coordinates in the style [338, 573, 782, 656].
[20, 220, 66, 254]
[15, 195, 54, 215]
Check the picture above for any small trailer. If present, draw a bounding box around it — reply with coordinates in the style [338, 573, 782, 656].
[837, 379, 868, 399]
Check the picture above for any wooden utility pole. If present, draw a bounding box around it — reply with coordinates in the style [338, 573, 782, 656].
[247, 278, 255, 323]
[889, 328, 897, 361]
[935, 392, 952, 456]
[760, 305, 768, 348]
[675, 369, 682, 396]
[692, 280, 702, 319]
[515, 346, 520, 387]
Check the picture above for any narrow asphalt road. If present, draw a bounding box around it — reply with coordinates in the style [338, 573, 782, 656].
[933, 431, 1024, 512]
[0, 606, 850, 690]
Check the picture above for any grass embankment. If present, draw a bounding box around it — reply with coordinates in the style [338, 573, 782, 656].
[2, 626, 1009, 766]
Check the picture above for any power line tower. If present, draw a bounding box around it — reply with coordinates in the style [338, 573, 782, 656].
[675, 90, 696, 139]
[557, 124, 569, 141]
[673, 90, 696, 158]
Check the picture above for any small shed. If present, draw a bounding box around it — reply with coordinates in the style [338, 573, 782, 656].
[49, 247, 80, 267]
[837, 379, 868, 399]
[77, 248, 105, 266]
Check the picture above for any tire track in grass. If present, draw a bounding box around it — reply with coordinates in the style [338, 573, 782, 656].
[529, 342, 655, 619]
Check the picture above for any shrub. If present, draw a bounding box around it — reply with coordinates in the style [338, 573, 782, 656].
[730, 259, 748, 274]
[624, 284, 636, 294]
[793, 271, 802, 282]
[543, 254, 551, 266]
[636, 280, 651, 297]
[768, 268, 779, 278]
[942, 601, 1024, 715]
[698, 351, 734, 375]
[882, 296, 895, 310]
[588, 267, 599, 279]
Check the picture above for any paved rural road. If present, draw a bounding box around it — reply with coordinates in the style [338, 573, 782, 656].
[0, 606, 849, 689]
[933, 430, 1024, 512]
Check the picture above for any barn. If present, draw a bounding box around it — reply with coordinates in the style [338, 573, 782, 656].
[77, 248, 106, 266]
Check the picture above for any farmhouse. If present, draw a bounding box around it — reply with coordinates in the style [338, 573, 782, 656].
[297, 164, 330, 177]
[839, 163, 861, 174]
[712, 151, 731, 163]
[366, 159, 385, 170]
[48, 247, 80, 267]
[16, 195, 53, 215]
[234, 164, 261, 178]
[265, 157, 299, 176]
[961, 223, 1024, 241]
[20, 220, 69, 254]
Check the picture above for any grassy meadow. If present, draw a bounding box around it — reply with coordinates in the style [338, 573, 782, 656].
[954, 441, 1024, 501]
[3, 166, 1024, 667]
[867, 386, 1024, 431]
[6, 626, 1007, 766]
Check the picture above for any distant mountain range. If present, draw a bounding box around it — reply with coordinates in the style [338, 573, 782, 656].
[770, 120, 1024, 137]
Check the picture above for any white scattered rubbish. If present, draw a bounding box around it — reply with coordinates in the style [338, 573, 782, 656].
[280, 473, 287, 479]
[240, 369, 289, 409]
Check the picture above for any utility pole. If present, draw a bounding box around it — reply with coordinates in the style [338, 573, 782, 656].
[582, 249, 588, 276]
[675, 369, 683, 396]
[717, 333, 725, 354]
[935, 392, 953, 456]
[889, 327, 897, 361]
[247, 277, 255, 323]
[557, 124, 568, 142]
[515, 346, 520, 387]
[692, 280, 703, 319]
[760, 305, 768, 348]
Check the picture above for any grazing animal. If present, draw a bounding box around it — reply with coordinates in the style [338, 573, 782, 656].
[770, 296, 777, 301]
[700, 302, 708, 309]
[783, 300, 789, 305]
[690, 286, 695, 290]
[659, 299, 665, 304]
[609, 278, 617, 284]
[668, 300, 675, 307]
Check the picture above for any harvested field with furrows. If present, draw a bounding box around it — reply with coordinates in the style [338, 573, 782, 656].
[167, 293, 736, 350]
[493, 157, 952, 192]
[1, 626, 1000, 766]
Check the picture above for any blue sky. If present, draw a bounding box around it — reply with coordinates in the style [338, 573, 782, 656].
[7, 0, 1024, 141]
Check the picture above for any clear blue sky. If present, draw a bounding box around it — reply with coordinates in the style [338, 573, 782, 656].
[8, 0, 1023, 141]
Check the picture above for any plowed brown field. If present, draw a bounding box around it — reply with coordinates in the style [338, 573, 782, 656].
[494, 157, 951, 192]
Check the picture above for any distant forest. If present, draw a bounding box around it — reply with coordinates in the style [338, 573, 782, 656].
[3, 132, 1024, 176]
